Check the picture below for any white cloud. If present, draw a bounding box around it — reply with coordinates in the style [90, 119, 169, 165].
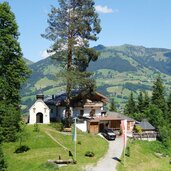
[95, 5, 118, 14]
[40, 36, 86, 58]
[40, 50, 55, 58]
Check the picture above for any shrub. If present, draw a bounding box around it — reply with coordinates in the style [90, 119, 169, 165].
[134, 125, 142, 133]
[50, 122, 64, 131]
[15, 145, 30, 153]
[125, 146, 130, 157]
[77, 141, 81, 145]
[0, 145, 7, 170]
[85, 151, 95, 157]
[33, 123, 40, 132]
[61, 117, 73, 128]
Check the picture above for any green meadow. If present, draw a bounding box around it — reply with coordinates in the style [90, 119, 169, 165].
[3, 124, 108, 171]
[117, 140, 171, 171]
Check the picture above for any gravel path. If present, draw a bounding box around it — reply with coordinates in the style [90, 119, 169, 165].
[86, 137, 124, 171]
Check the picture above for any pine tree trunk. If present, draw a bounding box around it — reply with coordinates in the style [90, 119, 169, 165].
[65, 37, 72, 126]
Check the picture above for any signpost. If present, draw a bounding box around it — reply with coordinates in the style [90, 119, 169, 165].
[121, 119, 127, 165]
[72, 117, 77, 161]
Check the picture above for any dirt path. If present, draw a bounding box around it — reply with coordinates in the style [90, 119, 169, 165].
[45, 130, 69, 151]
[86, 137, 124, 171]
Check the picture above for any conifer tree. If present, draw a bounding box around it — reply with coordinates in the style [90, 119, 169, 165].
[144, 104, 165, 129]
[167, 91, 171, 111]
[42, 0, 101, 121]
[151, 75, 167, 114]
[109, 98, 117, 112]
[137, 91, 144, 113]
[143, 91, 150, 109]
[0, 2, 30, 141]
[166, 91, 171, 124]
[124, 92, 137, 116]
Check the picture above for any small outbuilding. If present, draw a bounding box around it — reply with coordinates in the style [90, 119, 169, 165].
[134, 119, 157, 141]
[29, 93, 50, 124]
[135, 119, 156, 133]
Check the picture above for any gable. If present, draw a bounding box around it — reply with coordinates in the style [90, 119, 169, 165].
[29, 99, 50, 111]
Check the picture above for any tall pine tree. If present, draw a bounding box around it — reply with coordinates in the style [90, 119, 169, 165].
[124, 92, 137, 116]
[109, 98, 117, 112]
[42, 0, 101, 122]
[166, 91, 171, 125]
[143, 91, 150, 109]
[137, 91, 144, 113]
[0, 2, 30, 141]
[151, 75, 167, 114]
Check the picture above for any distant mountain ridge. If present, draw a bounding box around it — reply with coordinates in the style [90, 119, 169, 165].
[23, 57, 34, 65]
[21, 44, 171, 113]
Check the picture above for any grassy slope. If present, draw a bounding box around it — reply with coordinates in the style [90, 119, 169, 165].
[3, 125, 108, 171]
[117, 141, 171, 171]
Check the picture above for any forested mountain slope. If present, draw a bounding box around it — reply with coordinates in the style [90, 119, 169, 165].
[21, 44, 171, 113]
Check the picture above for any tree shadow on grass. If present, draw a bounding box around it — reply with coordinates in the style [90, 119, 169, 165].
[112, 157, 122, 162]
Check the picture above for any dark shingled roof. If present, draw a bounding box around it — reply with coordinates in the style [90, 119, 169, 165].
[44, 90, 108, 106]
[136, 119, 155, 130]
[44, 90, 78, 105]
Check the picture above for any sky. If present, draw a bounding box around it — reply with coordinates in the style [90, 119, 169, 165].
[1, 0, 171, 62]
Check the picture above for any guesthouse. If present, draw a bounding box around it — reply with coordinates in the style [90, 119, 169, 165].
[29, 90, 108, 124]
[44, 90, 108, 121]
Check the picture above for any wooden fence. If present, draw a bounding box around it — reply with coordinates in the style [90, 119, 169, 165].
[133, 132, 158, 140]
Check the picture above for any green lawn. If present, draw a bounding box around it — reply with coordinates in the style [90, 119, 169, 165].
[3, 124, 108, 171]
[117, 140, 171, 171]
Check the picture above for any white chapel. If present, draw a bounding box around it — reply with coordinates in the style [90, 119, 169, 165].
[29, 93, 50, 124]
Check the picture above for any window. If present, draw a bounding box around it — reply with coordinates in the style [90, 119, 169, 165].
[33, 108, 36, 113]
[44, 108, 47, 113]
[80, 110, 84, 116]
[90, 109, 96, 117]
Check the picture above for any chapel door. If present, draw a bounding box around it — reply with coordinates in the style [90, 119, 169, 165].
[36, 113, 43, 123]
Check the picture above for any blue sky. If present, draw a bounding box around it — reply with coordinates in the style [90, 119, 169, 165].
[2, 0, 171, 62]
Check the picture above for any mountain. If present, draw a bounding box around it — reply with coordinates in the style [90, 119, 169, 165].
[21, 44, 171, 113]
[23, 58, 34, 65]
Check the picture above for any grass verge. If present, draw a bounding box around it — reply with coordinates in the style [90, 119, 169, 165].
[117, 140, 171, 171]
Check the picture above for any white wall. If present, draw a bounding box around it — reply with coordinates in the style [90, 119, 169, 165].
[40, 104, 104, 122]
[55, 106, 102, 119]
[29, 99, 50, 124]
[76, 121, 87, 132]
[82, 107, 102, 117]
[72, 107, 102, 117]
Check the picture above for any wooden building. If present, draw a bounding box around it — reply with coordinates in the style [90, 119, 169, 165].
[87, 112, 135, 134]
